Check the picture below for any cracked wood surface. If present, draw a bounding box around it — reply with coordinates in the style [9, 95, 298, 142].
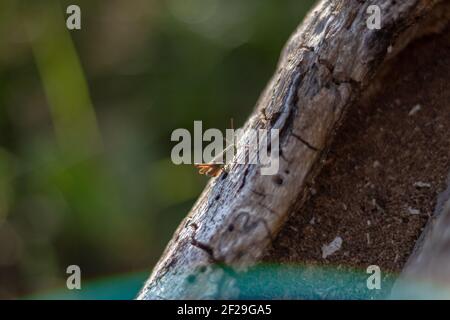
[138, 0, 442, 299]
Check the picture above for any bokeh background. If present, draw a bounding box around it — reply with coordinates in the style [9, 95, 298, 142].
[0, 0, 315, 299]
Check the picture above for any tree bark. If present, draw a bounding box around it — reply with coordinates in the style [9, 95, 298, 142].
[138, 0, 444, 300]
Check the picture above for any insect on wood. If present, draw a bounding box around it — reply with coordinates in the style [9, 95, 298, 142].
[194, 119, 236, 177]
[193, 163, 224, 177]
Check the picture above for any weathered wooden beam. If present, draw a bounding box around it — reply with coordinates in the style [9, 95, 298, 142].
[138, 0, 443, 300]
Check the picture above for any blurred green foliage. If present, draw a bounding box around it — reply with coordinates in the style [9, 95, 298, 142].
[0, 0, 315, 299]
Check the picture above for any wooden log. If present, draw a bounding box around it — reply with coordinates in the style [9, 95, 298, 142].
[391, 176, 450, 299]
[137, 0, 444, 300]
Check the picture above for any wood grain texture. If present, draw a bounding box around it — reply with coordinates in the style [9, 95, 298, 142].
[138, 0, 442, 300]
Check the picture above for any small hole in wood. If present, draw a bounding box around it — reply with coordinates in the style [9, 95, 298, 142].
[273, 175, 284, 185]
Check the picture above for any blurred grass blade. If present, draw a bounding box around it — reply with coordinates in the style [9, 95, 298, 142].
[25, 1, 101, 160]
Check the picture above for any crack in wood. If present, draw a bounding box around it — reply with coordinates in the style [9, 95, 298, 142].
[276, 72, 303, 140]
[189, 224, 219, 263]
[237, 165, 251, 193]
[291, 132, 320, 151]
[251, 189, 267, 197]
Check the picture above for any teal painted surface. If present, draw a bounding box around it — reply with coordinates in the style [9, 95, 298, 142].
[29, 273, 147, 300]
